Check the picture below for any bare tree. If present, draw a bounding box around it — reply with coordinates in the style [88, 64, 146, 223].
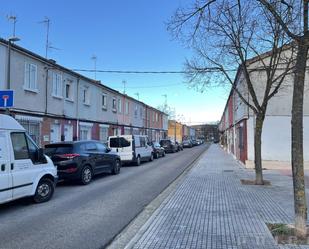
[168, 0, 295, 185]
[258, 0, 308, 238]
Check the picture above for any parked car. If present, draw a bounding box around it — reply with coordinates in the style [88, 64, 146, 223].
[0, 114, 58, 204]
[108, 135, 154, 166]
[45, 140, 121, 185]
[159, 139, 178, 153]
[151, 142, 166, 159]
[182, 139, 193, 148]
[175, 141, 183, 151]
[191, 140, 199, 146]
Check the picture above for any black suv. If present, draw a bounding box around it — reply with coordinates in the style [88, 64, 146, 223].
[159, 139, 177, 153]
[45, 140, 121, 185]
[151, 142, 166, 158]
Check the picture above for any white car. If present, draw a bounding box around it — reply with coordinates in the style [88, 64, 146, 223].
[0, 114, 58, 204]
[108, 135, 154, 166]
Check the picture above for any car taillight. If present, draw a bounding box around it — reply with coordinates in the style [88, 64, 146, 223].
[64, 167, 78, 173]
[59, 153, 80, 159]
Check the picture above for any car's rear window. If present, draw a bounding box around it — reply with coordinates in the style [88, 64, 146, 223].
[44, 144, 74, 155]
[160, 140, 170, 146]
[109, 137, 131, 148]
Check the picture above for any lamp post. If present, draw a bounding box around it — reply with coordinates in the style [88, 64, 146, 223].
[7, 37, 20, 90]
[5, 37, 20, 115]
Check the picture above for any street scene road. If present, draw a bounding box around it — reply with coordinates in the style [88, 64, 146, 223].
[0, 144, 208, 249]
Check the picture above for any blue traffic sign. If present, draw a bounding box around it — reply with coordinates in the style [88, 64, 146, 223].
[0, 90, 14, 108]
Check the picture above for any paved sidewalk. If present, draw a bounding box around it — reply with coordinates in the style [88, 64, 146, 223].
[126, 144, 309, 249]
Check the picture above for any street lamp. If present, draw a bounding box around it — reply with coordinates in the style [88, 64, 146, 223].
[7, 37, 20, 89]
[5, 37, 20, 115]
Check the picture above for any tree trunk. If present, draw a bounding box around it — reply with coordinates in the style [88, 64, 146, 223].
[292, 39, 308, 238]
[254, 112, 265, 185]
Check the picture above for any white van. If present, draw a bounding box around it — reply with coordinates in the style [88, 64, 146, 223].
[108, 135, 154, 165]
[0, 114, 58, 204]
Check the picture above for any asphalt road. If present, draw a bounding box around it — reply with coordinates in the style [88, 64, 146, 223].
[0, 144, 208, 249]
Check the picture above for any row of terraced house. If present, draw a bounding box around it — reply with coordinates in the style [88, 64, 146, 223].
[0, 38, 168, 146]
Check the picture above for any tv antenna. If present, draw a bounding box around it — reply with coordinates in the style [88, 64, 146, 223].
[134, 92, 140, 100]
[122, 80, 127, 94]
[7, 15, 17, 38]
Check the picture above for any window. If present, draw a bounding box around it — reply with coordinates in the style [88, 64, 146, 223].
[52, 72, 63, 97]
[134, 105, 138, 117]
[112, 98, 117, 111]
[24, 62, 38, 91]
[118, 99, 122, 113]
[102, 94, 107, 109]
[109, 137, 131, 148]
[124, 127, 131, 135]
[82, 87, 90, 105]
[96, 142, 107, 152]
[156, 113, 158, 122]
[79, 126, 91, 140]
[140, 137, 146, 147]
[11, 132, 29, 160]
[140, 107, 143, 117]
[85, 142, 97, 151]
[100, 126, 108, 142]
[18, 119, 41, 145]
[125, 101, 129, 115]
[65, 80, 73, 100]
[152, 112, 155, 122]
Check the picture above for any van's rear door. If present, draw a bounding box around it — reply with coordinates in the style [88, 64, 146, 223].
[108, 135, 133, 161]
[0, 131, 13, 203]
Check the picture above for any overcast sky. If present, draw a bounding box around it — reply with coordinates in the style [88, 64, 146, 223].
[0, 0, 230, 124]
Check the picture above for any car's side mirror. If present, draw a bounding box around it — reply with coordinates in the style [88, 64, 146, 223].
[36, 148, 45, 162]
[106, 148, 111, 153]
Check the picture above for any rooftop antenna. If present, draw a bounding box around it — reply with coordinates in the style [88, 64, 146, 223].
[39, 17, 50, 58]
[122, 80, 127, 94]
[7, 15, 17, 38]
[134, 92, 140, 100]
[91, 55, 97, 79]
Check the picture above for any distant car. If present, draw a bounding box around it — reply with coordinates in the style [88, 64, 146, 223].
[175, 141, 183, 151]
[191, 140, 198, 146]
[159, 139, 178, 153]
[151, 142, 166, 159]
[182, 140, 193, 148]
[45, 140, 121, 185]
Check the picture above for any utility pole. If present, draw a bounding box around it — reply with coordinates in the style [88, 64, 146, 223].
[91, 55, 97, 80]
[7, 15, 17, 38]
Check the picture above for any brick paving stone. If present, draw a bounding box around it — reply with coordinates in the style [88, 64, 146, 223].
[128, 145, 309, 249]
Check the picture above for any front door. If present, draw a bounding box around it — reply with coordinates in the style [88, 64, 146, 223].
[64, 124, 73, 141]
[10, 132, 40, 199]
[50, 124, 61, 143]
[0, 131, 12, 203]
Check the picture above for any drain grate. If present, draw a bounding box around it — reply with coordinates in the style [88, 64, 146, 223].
[223, 170, 234, 173]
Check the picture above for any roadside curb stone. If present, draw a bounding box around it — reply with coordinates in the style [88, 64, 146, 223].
[127, 144, 309, 249]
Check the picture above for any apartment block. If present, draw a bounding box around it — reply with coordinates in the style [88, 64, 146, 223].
[0, 38, 168, 146]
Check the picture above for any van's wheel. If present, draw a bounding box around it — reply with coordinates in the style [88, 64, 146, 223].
[162, 151, 166, 157]
[155, 152, 159, 159]
[80, 165, 93, 185]
[149, 153, 154, 161]
[112, 159, 121, 175]
[33, 178, 54, 203]
[135, 156, 141, 166]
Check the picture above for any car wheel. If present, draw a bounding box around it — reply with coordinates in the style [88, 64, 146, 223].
[112, 159, 121, 175]
[155, 152, 159, 159]
[33, 178, 54, 203]
[80, 165, 93, 185]
[162, 151, 166, 157]
[149, 153, 154, 161]
[135, 156, 141, 166]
